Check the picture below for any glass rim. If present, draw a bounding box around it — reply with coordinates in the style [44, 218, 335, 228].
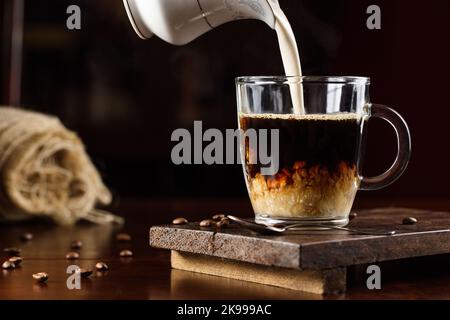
[235, 76, 370, 85]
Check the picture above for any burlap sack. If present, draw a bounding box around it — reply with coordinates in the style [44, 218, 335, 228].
[0, 107, 121, 225]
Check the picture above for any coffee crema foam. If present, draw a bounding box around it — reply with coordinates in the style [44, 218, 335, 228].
[238, 112, 362, 122]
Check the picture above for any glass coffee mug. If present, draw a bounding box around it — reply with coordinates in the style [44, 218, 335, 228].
[236, 76, 411, 227]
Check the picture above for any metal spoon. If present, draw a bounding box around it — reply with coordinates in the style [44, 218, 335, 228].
[227, 215, 396, 236]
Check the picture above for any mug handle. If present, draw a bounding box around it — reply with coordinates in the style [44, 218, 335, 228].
[359, 104, 411, 191]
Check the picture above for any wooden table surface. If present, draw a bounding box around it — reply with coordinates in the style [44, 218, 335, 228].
[1, 196, 449, 300]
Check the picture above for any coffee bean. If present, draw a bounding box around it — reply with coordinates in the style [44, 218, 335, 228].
[172, 217, 188, 225]
[216, 219, 229, 229]
[95, 262, 108, 271]
[3, 248, 21, 257]
[2, 261, 15, 270]
[116, 233, 132, 242]
[220, 217, 230, 224]
[199, 219, 215, 227]
[349, 212, 357, 220]
[32, 272, 48, 282]
[119, 250, 133, 257]
[212, 214, 226, 221]
[76, 268, 93, 278]
[70, 240, 83, 249]
[65, 251, 80, 260]
[8, 256, 22, 266]
[402, 217, 418, 225]
[21, 233, 33, 241]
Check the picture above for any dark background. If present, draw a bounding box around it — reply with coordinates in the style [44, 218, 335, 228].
[1, 0, 449, 199]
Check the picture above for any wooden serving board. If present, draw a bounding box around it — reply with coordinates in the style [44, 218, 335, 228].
[150, 207, 450, 294]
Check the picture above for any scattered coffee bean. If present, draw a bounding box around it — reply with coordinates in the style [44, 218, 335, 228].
[402, 217, 418, 225]
[65, 251, 80, 260]
[220, 217, 230, 224]
[349, 212, 357, 220]
[21, 233, 33, 241]
[70, 240, 83, 249]
[95, 262, 108, 271]
[32, 272, 48, 282]
[8, 256, 22, 266]
[116, 233, 132, 242]
[77, 268, 93, 278]
[216, 219, 229, 229]
[172, 217, 188, 225]
[199, 219, 215, 227]
[212, 214, 226, 221]
[2, 261, 15, 270]
[119, 250, 133, 257]
[3, 248, 21, 257]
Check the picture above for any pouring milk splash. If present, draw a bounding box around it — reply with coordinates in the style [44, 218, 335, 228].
[267, 0, 305, 114]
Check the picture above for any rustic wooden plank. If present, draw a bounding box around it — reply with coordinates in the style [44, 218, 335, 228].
[150, 226, 301, 269]
[171, 251, 346, 294]
[150, 207, 450, 270]
[300, 230, 450, 269]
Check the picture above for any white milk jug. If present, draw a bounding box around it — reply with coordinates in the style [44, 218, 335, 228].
[123, 0, 278, 45]
[123, 0, 305, 114]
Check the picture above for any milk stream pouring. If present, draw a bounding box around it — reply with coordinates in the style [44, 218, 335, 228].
[123, 0, 305, 114]
[267, 0, 304, 114]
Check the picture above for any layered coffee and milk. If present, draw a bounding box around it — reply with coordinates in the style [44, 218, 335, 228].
[236, 2, 364, 222]
[240, 113, 362, 221]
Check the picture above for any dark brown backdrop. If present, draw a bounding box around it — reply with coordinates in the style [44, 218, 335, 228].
[1, 0, 449, 198]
